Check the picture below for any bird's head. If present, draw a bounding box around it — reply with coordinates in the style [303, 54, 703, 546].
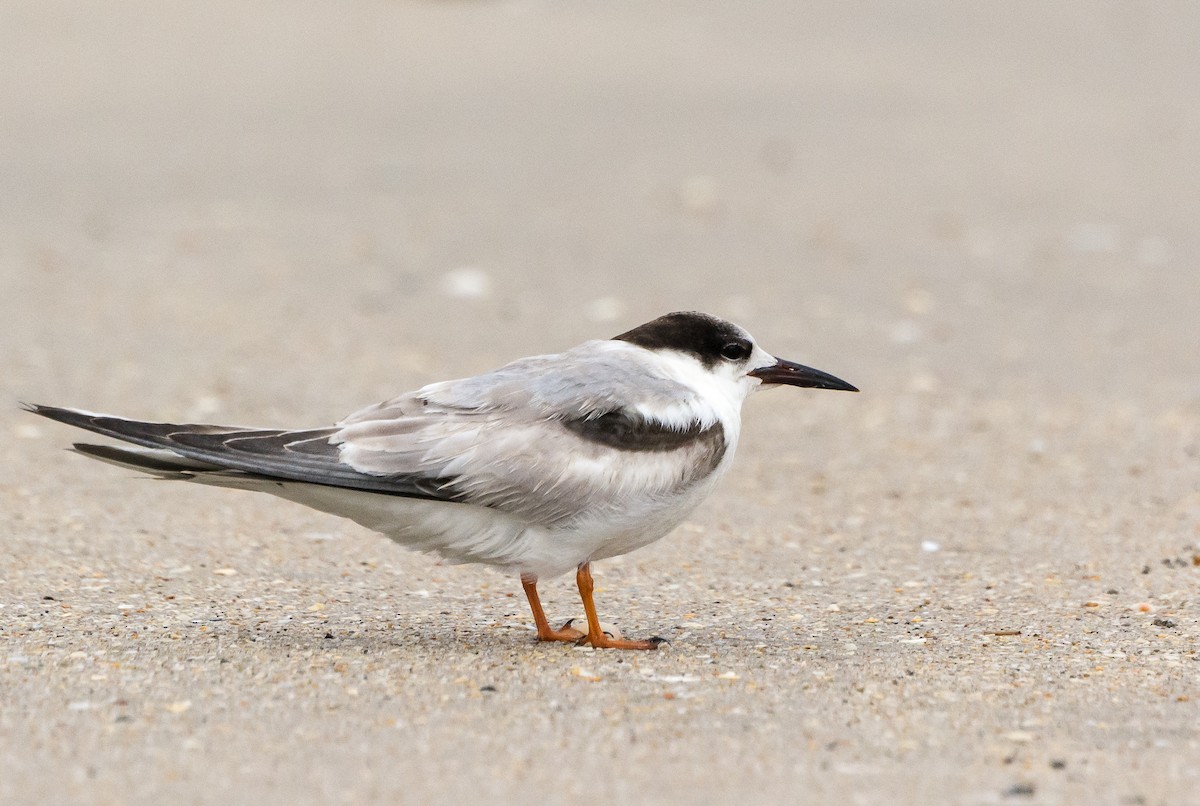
[614, 311, 858, 403]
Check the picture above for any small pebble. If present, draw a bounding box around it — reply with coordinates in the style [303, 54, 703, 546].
[903, 288, 935, 316]
[15, 424, 43, 440]
[186, 394, 223, 419]
[441, 267, 491, 299]
[889, 319, 922, 345]
[1004, 782, 1036, 798]
[584, 297, 626, 323]
[1004, 731, 1036, 743]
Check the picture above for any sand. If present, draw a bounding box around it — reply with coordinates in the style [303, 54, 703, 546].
[2, 2, 1198, 803]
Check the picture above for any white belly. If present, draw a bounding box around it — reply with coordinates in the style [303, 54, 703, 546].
[209, 457, 729, 579]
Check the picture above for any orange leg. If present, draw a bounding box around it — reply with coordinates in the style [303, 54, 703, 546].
[521, 573, 585, 643]
[574, 562, 665, 650]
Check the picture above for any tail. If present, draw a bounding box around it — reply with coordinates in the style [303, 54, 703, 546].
[24, 402, 348, 484]
[68, 441, 221, 479]
[24, 403, 455, 501]
[26, 404, 531, 566]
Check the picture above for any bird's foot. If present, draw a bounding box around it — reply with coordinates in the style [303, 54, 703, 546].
[570, 619, 667, 650]
[580, 633, 667, 650]
[533, 619, 587, 644]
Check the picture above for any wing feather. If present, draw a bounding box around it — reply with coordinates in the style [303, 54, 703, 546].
[333, 343, 728, 526]
[29, 341, 729, 529]
[26, 404, 459, 501]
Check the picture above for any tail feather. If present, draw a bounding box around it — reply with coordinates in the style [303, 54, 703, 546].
[26, 403, 458, 502]
[70, 442, 220, 477]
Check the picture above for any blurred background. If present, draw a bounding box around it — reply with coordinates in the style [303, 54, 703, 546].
[3, 1, 1197, 418]
[2, 2, 1198, 803]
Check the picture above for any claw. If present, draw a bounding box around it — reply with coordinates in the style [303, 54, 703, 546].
[579, 632, 663, 650]
[521, 566, 665, 651]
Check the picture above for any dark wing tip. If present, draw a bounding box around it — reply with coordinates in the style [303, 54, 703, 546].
[70, 442, 198, 474]
[21, 403, 119, 434]
[22, 402, 82, 420]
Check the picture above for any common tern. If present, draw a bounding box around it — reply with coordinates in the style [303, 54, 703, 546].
[27, 311, 857, 650]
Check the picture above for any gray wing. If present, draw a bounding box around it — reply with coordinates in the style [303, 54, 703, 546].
[29, 342, 726, 528]
[335, 342, 727, 526]
[25, 404, 458, 500]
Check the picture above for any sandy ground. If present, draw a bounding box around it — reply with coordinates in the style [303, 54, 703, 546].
[2, 2, 1199, 804]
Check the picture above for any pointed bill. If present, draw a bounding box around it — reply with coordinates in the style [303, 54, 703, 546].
[749, 359, 858, 392]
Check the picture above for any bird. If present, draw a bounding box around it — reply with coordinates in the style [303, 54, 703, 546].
[26, 311, 857, 650]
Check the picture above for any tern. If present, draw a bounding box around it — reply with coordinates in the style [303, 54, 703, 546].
[27, 311, 856, 649]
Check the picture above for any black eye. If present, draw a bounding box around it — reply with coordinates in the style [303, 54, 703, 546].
[720, 341, 750, 361]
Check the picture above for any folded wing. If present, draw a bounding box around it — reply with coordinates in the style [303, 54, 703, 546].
[25, 404, 458, 501]
[334, 344, 727, 526]
[28, 342, 727, 530]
